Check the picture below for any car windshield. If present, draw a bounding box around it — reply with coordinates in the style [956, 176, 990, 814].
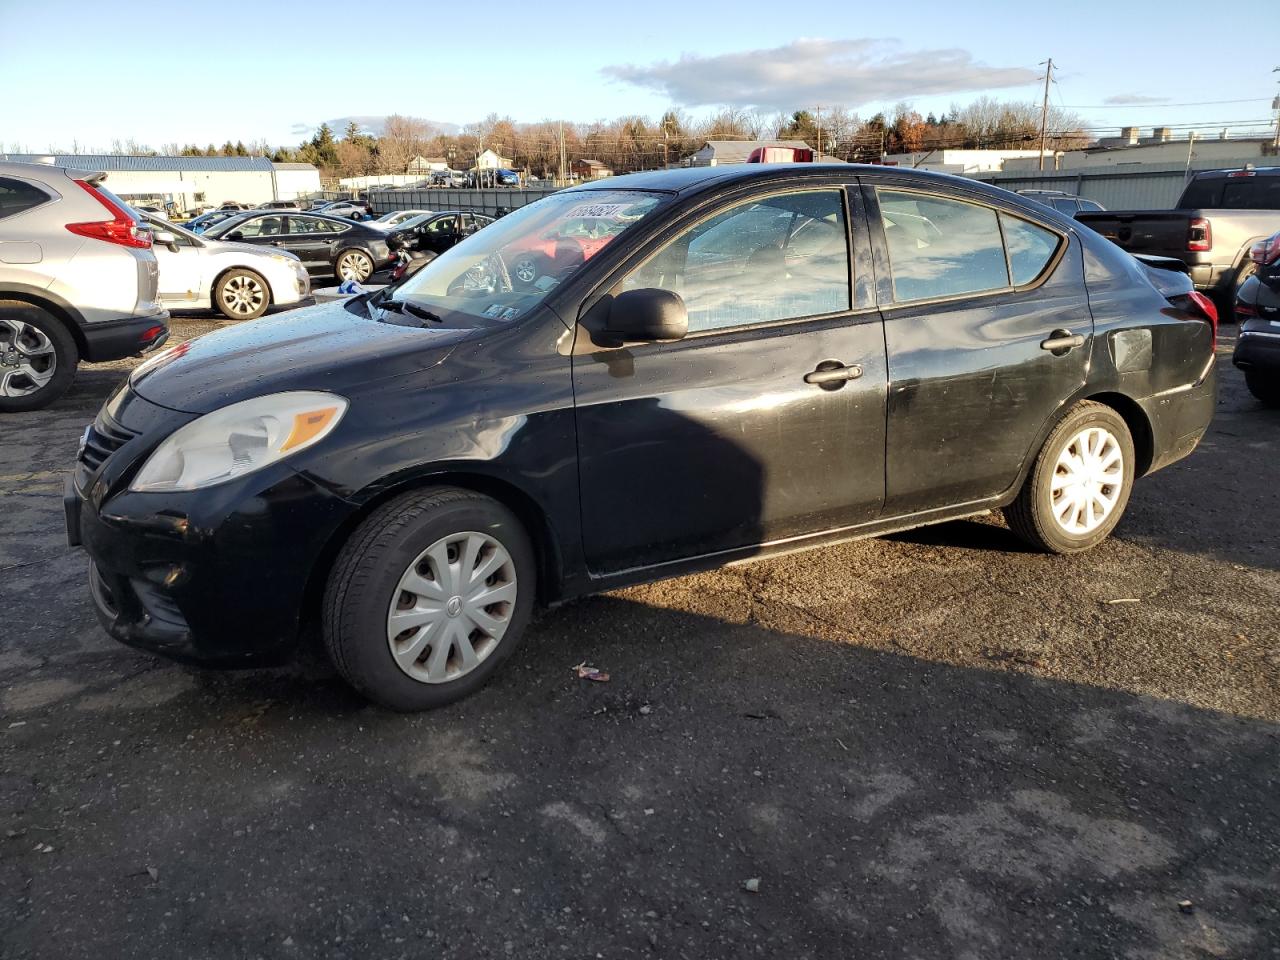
[396, 214, 433, 231]
[202, 214, 255, 238]
[388, 190, 663, 323]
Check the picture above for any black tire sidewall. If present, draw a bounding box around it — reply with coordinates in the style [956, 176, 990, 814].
[215, 269, 270, 321]
[326, 493, 536, 711]
[1244, 370, 1280, 407]
[1031, 406, 1135, 553]
[0, 302, 78, 412]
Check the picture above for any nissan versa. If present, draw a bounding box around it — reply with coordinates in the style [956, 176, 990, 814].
[66, 166, 1217, 711]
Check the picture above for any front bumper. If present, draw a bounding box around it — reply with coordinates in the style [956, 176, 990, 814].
[81, 312, 170, 363]
[67, 390, 357, 667]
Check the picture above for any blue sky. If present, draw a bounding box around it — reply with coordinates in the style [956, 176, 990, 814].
[2, 0, 1276, 151]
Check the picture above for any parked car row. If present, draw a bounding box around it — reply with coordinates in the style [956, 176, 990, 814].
[201, 211, 394, 283]
[1232, 229, 1280, 405]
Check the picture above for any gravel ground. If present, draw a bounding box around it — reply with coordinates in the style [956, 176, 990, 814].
[1, 314, 1277, 959]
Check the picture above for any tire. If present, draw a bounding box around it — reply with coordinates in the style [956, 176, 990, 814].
[1244, 370, 1280, 408]
[323, 487, 536, 711]
[0, 301, 78, 412]
[510, 252, 547, 289]
[213, 268, 270, 321]
[1003, 400, 1135, 554]
[335, 249, 374, 283]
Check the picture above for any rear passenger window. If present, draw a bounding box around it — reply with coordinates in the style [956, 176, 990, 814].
[1051, 198, 1079, 214]
[0, 178, 51, 221]
[1001, 215, 1062, 285]
[877, 190, 1008, 302]
[1077, 199, 1103, 212]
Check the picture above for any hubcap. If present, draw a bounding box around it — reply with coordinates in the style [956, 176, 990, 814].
[339, 252, 372, 281]
[386, 531, 517, 684]
[1050, 426, 1124, 535]
[0, 318, 56, 398]
[513, 258, 536, 283]
[221, 275, 265, 316]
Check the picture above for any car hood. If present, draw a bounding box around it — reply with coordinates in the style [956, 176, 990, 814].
[129, 300, 470, 414]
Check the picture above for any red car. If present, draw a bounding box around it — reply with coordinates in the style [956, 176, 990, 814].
[506, 213, 624, 288]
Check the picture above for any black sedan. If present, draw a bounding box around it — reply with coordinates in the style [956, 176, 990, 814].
[66, 165, 1217, 711]
[1233, 231, 1280, 406]
[386, 211, 495, 257]
[203, 211, 393, 283]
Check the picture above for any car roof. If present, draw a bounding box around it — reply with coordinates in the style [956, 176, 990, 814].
[563, 163, 1046, 214]
[1192, 166, 1280, 180]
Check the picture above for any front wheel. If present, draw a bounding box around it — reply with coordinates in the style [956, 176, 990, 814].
[335, 249, 374, 283]
[0, 301, 77, 412]
[1003, 401, 1135, 554]
[323, 487, 536, 711]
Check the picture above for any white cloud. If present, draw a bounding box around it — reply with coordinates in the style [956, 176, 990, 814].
[602, 39, 1039, 112]
[1102, 94, 1171, 106]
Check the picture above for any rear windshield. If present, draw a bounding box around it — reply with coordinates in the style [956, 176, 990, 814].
[1180, 175, 1280, 210]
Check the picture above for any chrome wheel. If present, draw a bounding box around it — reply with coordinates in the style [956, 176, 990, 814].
[0, 317, 57, 398]
[337, 251, 373, 282]
[219, 274, 266, 317]
[1049, 426, 1124, 535]
[513, 256, 537, 284]
[386, 531, 517, 684]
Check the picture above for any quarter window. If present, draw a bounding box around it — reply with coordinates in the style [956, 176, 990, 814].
[1001, 215, 1062, 286]
[0, 178, 51, 220]
[878, 190, 1008, 302]
[618, 190, 850, 333]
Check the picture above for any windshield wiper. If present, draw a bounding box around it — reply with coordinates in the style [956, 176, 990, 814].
[379, 298, 443, 325]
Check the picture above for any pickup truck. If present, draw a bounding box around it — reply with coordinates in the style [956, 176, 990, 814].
[1075, 166, 1280, 306]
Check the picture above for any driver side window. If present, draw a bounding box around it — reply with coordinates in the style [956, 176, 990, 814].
[234, 215, 284, 238]
[618, 190, 851, 333]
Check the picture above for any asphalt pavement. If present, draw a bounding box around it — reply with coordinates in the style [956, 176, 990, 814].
[1, 316, 1277, 959]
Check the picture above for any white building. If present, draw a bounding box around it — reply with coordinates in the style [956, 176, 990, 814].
[473, 149, 514, 171]
[1002, 134, 1276, 172]
[0, 154, 322, 214]
[881, 149, 1054, 174]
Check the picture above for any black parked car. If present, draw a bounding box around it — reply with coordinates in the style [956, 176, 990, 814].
[387, 211, 495, 256]
[1232, 230, 1280, 405]
[203, 211, 393, 282]
[66, 165, 1217, 711]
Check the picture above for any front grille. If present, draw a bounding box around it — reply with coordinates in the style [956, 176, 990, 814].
[79, 412, 139, 473]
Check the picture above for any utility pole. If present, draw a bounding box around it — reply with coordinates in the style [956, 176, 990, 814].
[558, 120, 566, 185]
[1038, 57, 1054, 171]
[1272, 67, 1280, 149]
[1184, 131, 1197, 181]
[815, 105, 823, 158]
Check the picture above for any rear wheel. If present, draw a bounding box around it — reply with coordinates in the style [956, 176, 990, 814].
[214, 268, 270, 321]
[323, 487, 536, 711]
[0, 301, 77, 412]
[1228, 262, 1258, 323]
[1004, 401, 1135, 554]
[335, 249, 374, 283]
[1244, 370, 1280, 407]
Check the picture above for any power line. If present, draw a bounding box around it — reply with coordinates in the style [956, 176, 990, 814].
[1059, 97, 1272, 109]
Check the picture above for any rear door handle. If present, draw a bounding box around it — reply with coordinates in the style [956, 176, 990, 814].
[804, 361, 863, 389]
[1040, 331, 1085, 353]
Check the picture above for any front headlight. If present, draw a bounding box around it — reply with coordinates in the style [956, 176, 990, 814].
[130, 391, 348, 492]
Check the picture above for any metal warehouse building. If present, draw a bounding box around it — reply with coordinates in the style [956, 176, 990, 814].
[0, 154, 322, 215]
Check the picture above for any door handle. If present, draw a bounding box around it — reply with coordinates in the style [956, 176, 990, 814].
[1040, 330, 1085, 354]
[804, 361, 863, 389]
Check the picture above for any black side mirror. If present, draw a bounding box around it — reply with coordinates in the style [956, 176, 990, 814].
[604, 288, 688, 344]
[224, 230, 244, 241]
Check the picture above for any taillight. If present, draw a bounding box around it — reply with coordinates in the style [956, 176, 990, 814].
[65, 180, 152, 249]
[1187, 217, 1211, 253]
[1250, 234, 1280, 265]
[1186, 290, 1218, 343]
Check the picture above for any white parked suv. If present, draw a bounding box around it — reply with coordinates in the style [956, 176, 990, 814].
[141, 214, 311, 321]
[0, 161, 169, 411]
